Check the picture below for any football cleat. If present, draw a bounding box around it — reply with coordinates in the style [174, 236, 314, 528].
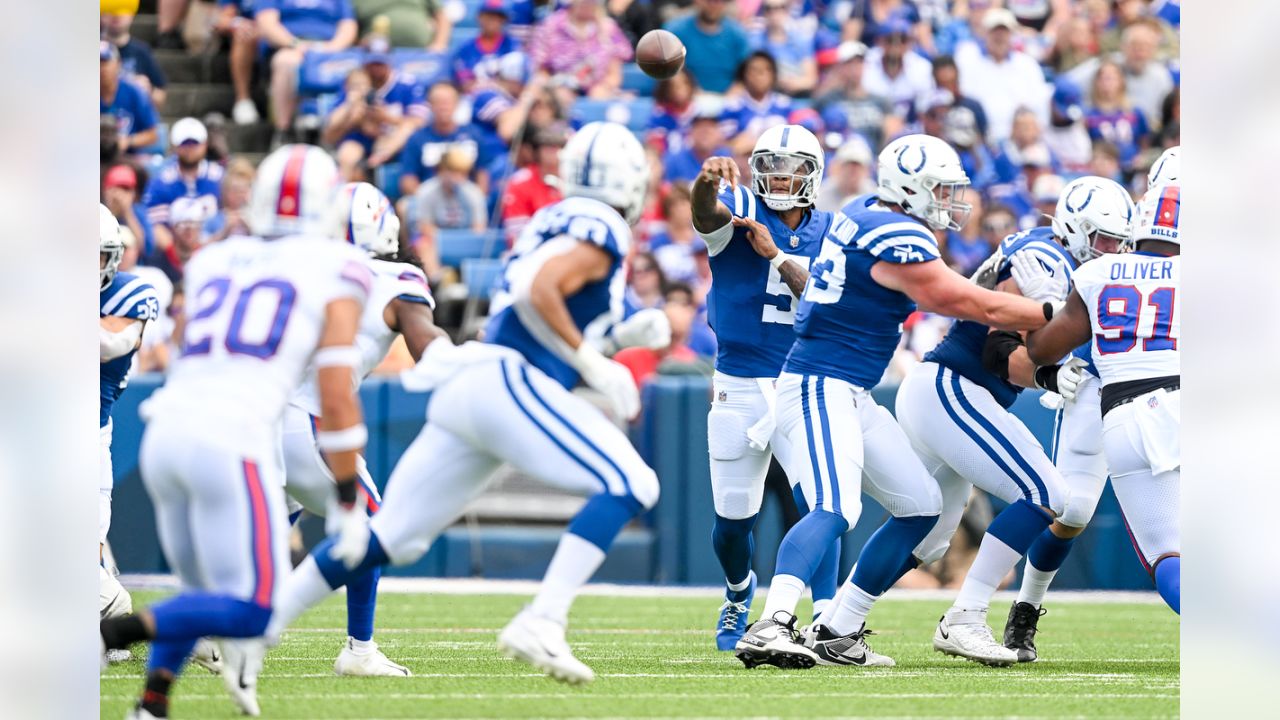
[734, 611, 818, 670]
[801, 623, 896, 667]
[334, 637, 412, 677]
[191, 638, 223, 674]
[1003, 601, 1047, 663]
[124, 708, 162, 720]
[219, 638, 266, 716]
[933, 609, 1019, 667]
[497, 608, 595, 685]
[106, 649, 133, 664]
[715, 572, 757, 651]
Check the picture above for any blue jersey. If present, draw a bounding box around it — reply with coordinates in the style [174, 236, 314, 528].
[468, 87, 515, 169]
[706, 184, 831, 378]
[1071, 342, 1099, 378]
[332, 71, 428, 138]
[485, 197, 630, 389]
[720, 93, 793, 142]
[785, 194, 939, 389]
[925, 227, 1076, 408]
[143, 158, 224, 227]
[398, 124, 481, 182]
[100, 271, 160, 428]
[451, 33, 521, 87]
[101, 78, 158, 139]
[255, 0, 353, 40]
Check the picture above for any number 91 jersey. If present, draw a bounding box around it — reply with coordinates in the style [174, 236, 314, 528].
[148, 235, 373, 451]
[1072, 251, 1180, 386]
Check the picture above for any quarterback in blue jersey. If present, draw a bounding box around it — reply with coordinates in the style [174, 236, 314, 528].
[736, 134, 1061, 670]
[268, 122, 672, 685]
[690, 124, 842, 651]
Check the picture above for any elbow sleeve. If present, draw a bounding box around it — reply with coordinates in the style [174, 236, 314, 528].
[981, 330, 1024, 380]
[698, 222, 734, 257]
[100, 321, 144, 362]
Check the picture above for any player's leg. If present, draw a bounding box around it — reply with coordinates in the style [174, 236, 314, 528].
[706, 373, 771, 649]
[770, 413, 841, 622]
[99, 420, 134, 659]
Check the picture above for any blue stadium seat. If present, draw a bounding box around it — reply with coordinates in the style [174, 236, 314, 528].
[298, 50, 364, 95]
[461, 257, 504, 300]
[439, 228, 504, 268]
[448, 27, 480, 55]
[621, 65, 656, 95]
[570, 97, 655, 133]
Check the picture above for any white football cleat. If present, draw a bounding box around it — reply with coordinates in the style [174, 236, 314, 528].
[124, 707, 162, 720]
[106, 649, 133, 664]
[191, 638, 223, 674]
[334, 637, 411, 677]
[734, 612, 819, 669]
[219, 638, 266, 716]
[933, 608, 1019, 667]
[497, 608, 594, 685]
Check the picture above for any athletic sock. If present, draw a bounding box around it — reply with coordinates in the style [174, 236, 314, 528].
[530, 532, 606, 625]
[565, 493, 644, 552]
[711, 514, 758, 590]
[139, 671, 174, 718]
[1018, 529, 1077, 608]
[810, 536, 841, 607]
[267, 555, 342, 640]
[850, 515, 938, 596]
[1154, 556, 1180, 614]
[953, 500, 1052, 613]
[760, 573, 806, 620]
[146, 637, 196, 676]
[826, 581, 878, 636]
[345, 565, 381, 643]
[150, 594, 273, 640]
[726, 571, 755, 604]
[101, 614, 149, 650]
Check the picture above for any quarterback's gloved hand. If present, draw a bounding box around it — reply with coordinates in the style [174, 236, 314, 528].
[600, 308, 672, 355]
[969, 247, 1005, 290]
[327, 483, 371, 570]
[1009, 251, 1070, 302]
[570, 342, 641, 421]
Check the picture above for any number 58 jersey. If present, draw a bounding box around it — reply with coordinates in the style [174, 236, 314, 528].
[147, 235, 373, 452]
[1072, 251, 1180, 386]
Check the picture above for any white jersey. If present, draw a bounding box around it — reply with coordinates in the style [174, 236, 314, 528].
[147, 235, 373, 452]
[290, 259, 434, 416]
[1072, 252, 1180, 386]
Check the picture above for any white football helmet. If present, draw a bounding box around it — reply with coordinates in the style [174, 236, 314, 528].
[1147, 146, 1179, 189]
[247, 144, 340, 238]
[750, 124, 824, 211]
[876, 133, 971, 230]
[100, 203, 124, 290]
[558, 121, 649, 225]
[331, 182, 397, 257]
[1052, 176, 1136, 263]
[1134, 181, 1180, 247]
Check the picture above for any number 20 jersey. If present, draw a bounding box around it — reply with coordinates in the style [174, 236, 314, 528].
[1071, 251, 1180, 386]
[147, 235, 374, 451]
[705, 184, 832, 378]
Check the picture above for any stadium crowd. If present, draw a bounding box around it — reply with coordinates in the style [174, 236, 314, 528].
[101, 0, 1180, 383]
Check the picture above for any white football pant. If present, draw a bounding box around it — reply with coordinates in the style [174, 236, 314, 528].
[280, 404, 382, 518]
[707, 372, 796, 520]
[1102, 388, 1180, 568]
[100, 420, 114, 544]
[1052, 372, 1110, 528]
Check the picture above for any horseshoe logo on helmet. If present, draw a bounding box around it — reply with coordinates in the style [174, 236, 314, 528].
[896, 145, 927, 175]
[1065, 184, 1096, 213]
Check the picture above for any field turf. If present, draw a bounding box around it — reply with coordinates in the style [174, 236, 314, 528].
[101, 588, 1178, 719]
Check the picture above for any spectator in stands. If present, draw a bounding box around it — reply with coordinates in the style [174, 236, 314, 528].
[100, 41, 159, 158]
[413, 149, 488, 282]
[993, 108, 1058, 184]
[452, 0, 522, 91]
[214, 0, 262, 125]
[812, 41, 897, 151]
[398, 82, 481, 197]
[846, 0, 934, 56]
[665, 0, 751, 94]
[353, 0, 452, 50]
[102, 163, 155, 259]
[202, 157, 257, 243]
[468, 52, 537, 180]
[647, 70, 698, 155]
[955, 8, 1049, 143]
[749, 0, 817, 97]
[862, 17, 935, 118]
[323, 40, 429, 179]
[143, 117, 224, 253]
[931, 54, 988, 141]
[988, 142, 1052, 229]
[942, 101, 998, 191]
[1068, 20, 1174, 135]
[637, 145, 672, 245]
[255, 0, 359, 145]
[1046, 13, 1100, 74]
[1100, 0, 1178, 59]
[1007, 0, 1071, 40]
[527, 0, 633, 99]
[938, 188, 987, 275]
[815, 135, 874, 212]
[144, 196, 215, 282]
[1082, 60, 1151, 173]
[723, 52, 793, 155]
[501, 124, 567, 245]
[1030, 173, 1066, 226]
[1088, 139, 1123, 183]
[648, 186, 705, 285]
[614, 282, 711, 386]
[663, 99, 731, 185]
[977, 202, 1016, 257]
[1044, 76, 1092, 175]
[155, 0, 192, 49]
[1156, 84, 1179, 150]
[624, 251, 667, 316]
[101, 6, 167, 109]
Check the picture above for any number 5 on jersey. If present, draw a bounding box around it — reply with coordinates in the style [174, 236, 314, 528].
[762, 253, 813, 325]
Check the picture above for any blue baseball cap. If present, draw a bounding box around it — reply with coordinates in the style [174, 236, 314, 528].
[364, 36, 392, 65]
[877, 16, 913, 39]
[479, 0, 510, 16]
[1052, 77, 1083, 121]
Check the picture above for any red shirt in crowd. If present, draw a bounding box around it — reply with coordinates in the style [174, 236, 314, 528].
[501, 166, 561, 246]
[614, 345, 698, 388]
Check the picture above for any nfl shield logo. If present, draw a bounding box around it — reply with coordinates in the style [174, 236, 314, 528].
[718, 391, 727, 402]
[789, 235, 799, 248]
[1148, 396, 1159, 409]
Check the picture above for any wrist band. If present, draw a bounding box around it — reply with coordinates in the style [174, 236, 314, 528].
[769, 253, 787, 270]
[316, 424, 368, 452]
[336, 478, 359, 506]
[1042, 302, 1054, 321]
[1034, 365, 1061, 393]
[314, 345, 362, 368]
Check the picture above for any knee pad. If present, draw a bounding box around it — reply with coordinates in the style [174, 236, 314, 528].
[1059, 488, 1100, 528]
[707, 406, 751, 462]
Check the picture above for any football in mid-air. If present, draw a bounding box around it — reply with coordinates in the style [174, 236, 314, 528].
[636, 29, 686, 80]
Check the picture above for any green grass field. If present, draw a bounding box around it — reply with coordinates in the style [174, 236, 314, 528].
[102, 589, 1178, 719]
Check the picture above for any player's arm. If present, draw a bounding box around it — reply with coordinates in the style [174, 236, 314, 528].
[690, 157, 737, 243]
[872, 259, 1052, 331]
[315, 297, 365, 488]
[730, 214, 809, 297]
[1025, 288, 1093, 366]
[386, 298, 449, 362]
[99, 315, 145, 362]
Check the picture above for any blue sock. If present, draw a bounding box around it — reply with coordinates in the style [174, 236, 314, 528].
[566, 493, 644, 552]
[988, 500, 1054, 556]
[811, 538, 841, 603]
[345, 565, 381, 642]
[1154, 556, 1180, 614]
[891, 553, 920, 586]
[147, 637, 197, 676]
[313, 532, 390, 590]
[1027, 528, 1077, 572]
[850, 515, 939, 596]
[150, 594, 273, 640]
[775, 510, 848, 584]
[712, 514, 758, 589]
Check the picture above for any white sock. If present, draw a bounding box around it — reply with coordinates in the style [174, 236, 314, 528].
[1016, 563, 1058, 609]
[349, 637, 376, 653]
[266, 557, 334, 640]
[816, 568, 851, 626]
[530, 533, 605, 625]
[812, 598, 831, 618]
[952, 533, 1021, 613]
[760, 574, 806, 620]
[826, 581, 878, 636]
[726, 572, 753, 594]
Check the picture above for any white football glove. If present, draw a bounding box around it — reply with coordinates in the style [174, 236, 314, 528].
[969, 247, 1005, 290]
[1054, 356, 1090, 402]
[1009, 251, 1069, 303]
[326, 496, 371, 570]
[600, 308, 672, 355]
[570, 342, 640, 421]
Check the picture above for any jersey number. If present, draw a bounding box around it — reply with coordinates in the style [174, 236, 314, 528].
[183, 278, 298, 359]
[801, 239, 847, 305]
[1095, 284, 1177, 354]
[762, 253, 811, 325]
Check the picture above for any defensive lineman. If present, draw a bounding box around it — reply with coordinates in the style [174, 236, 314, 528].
[100, 145, 375, 718]
[691, 124, 842, 650]
[264, 122, 671, 685]
[896, 175, 1134, 666]
[277, 182, 447, 676]
[735, 134, 1061, 669]
[1025, 182, 1181, 615]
